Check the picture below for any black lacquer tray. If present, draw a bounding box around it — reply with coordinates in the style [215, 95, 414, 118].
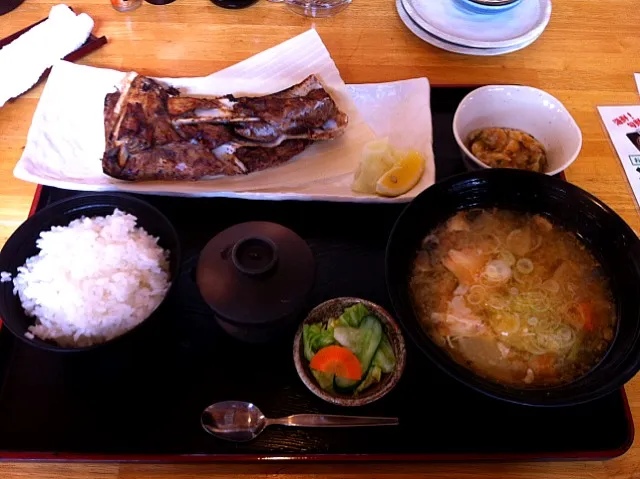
[0, 87, 633, 462]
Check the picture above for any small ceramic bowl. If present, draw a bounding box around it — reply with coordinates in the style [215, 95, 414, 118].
[293, 297, 406, 407]
[453, 85, 583, 176]
[196, 221, 315, 343]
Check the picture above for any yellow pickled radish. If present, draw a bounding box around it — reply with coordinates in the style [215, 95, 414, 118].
[351, 138, 396, 194]
[375, 150, 425, 197]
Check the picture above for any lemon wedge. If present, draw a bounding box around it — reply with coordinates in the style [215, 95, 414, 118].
[351, 138, 396, 194]
[375, 150, 425, 197]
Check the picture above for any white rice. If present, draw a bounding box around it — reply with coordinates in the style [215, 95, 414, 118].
[3, 209, 170, 347]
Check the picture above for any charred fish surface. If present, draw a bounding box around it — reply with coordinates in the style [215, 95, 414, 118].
[102, 73, 348, 182]
[103, 142, 244, 181]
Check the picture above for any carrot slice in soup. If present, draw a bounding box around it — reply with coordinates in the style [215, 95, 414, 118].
[567, 302, 595, 331]
[577, 303, 595, 332]
[530, 353, 557, 378]
[310, 345, 362, 381]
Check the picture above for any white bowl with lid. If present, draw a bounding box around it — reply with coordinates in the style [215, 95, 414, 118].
[453, 85, 583, 176]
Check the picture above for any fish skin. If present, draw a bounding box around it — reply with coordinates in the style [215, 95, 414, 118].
[102, 74, 348, 181]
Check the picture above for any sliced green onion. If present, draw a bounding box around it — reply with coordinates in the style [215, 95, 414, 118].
[516, 258, 534, 274]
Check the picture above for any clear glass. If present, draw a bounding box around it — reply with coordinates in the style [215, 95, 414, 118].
[268, 0, 351, 18]
[111, 0, 142, 12]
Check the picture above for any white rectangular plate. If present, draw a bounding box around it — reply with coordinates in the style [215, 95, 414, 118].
[15, 30, 434, 203]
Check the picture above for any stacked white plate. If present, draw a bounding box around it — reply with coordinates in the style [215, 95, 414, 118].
[397, 0, 552, 56]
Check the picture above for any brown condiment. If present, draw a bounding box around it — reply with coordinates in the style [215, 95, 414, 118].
[467, 127, 547, 173]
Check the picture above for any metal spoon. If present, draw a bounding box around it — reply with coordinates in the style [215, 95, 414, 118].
[201, 401, 399, 442]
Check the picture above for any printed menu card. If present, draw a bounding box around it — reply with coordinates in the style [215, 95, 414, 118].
[598, 106, 640, 207]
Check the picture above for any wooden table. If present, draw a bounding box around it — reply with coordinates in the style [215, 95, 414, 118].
[1, 0, 640, 476]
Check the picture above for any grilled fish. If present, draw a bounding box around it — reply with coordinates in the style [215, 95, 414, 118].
[102, 74, 348, 181]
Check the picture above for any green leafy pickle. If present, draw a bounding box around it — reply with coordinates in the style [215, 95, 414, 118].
[312, 369, 335, 393]
[372, 335, 396, 373]
[336, 303, 370, 328]
[334, 315, 383, 372]
[303, 323, 336, 361]
[356, 366, 382, 394]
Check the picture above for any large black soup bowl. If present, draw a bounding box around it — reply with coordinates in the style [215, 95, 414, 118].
[0, 193, 181, 353]
[386, 169, 640, 406]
